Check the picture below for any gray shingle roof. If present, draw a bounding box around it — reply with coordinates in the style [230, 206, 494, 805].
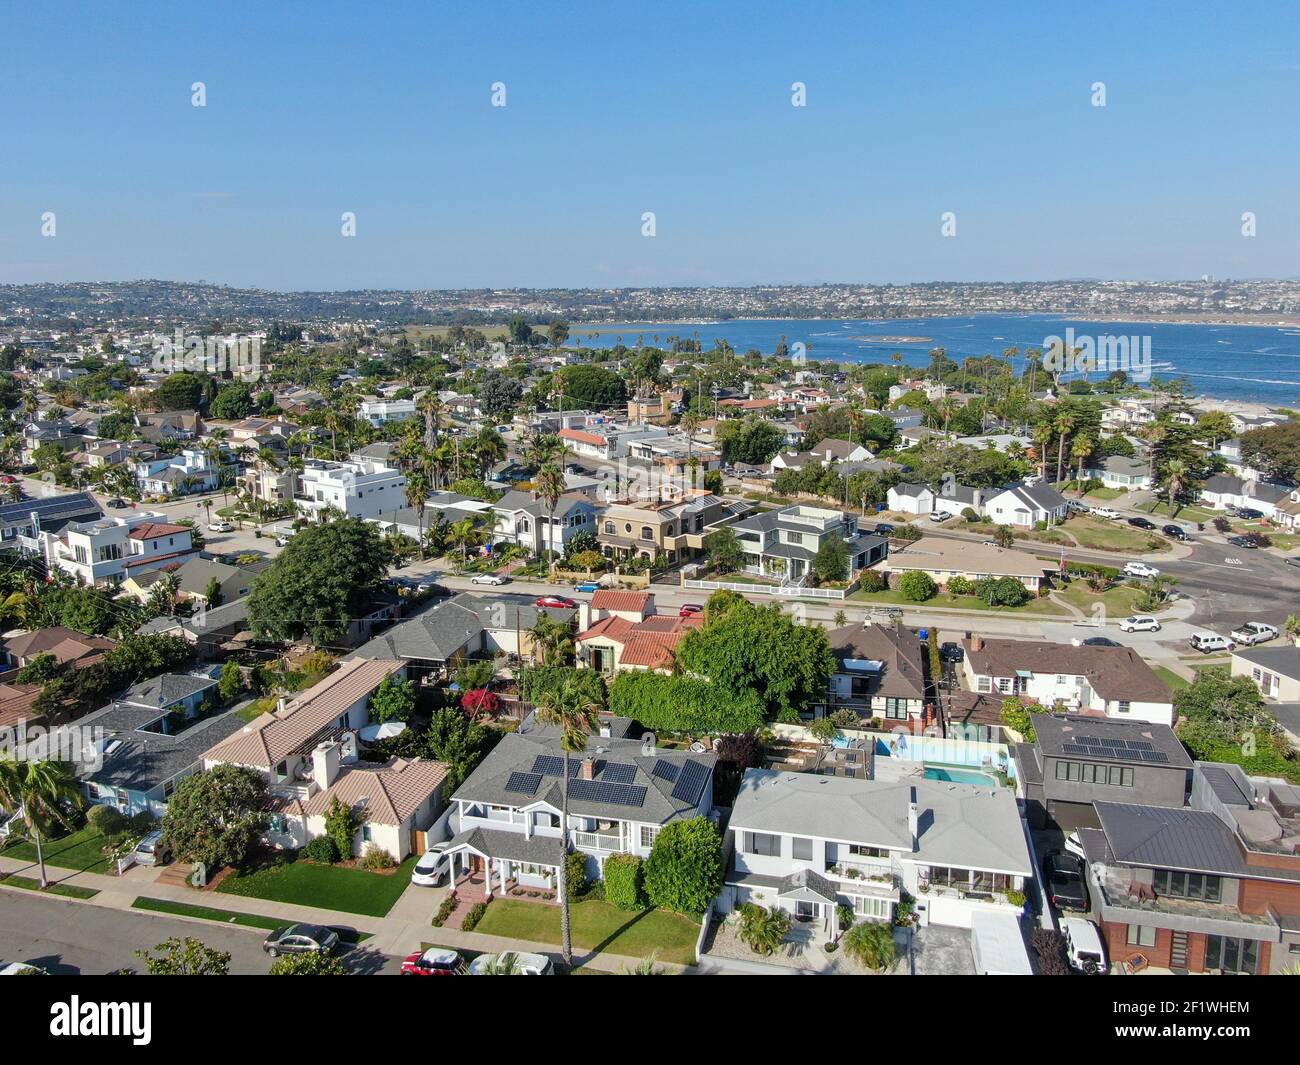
[1033, 714, 1191, 768]
[119, 673, 217, 711]
[1233, 645, 1300, 681]
[1094, 801, 1248, 876]
[81, 709, 246, 794]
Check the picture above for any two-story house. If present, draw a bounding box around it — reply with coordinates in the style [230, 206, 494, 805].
[596, 490, 744, 566]
[729, 504, 888, 584]
[491, 489, 602, 557]
[818, 622, 929, 724]
[724, 769, 1033, 937]
[295, 458, 406, 522]
[442, 716, 716, 895]
[40, 515, 198, 587]
[962, 635, 1175, 726]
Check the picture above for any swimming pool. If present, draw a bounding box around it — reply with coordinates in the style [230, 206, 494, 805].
[923, 765, 1001, 788]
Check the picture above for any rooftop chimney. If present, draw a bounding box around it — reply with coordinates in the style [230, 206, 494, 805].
[312, 741, 342, 790]
[579, 756, 596, 781]
[908, 788, 919, 850]
[971, 635, 984, 652]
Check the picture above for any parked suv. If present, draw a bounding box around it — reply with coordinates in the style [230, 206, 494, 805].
[1161, 524, 1189, 541]
[1119, 615, 1161, 633]
[1122, 561, 1160, 579]
[1230, 621, 1279, 646]
[131, 830, 171, 867]
[1189, 631, 1234, 653]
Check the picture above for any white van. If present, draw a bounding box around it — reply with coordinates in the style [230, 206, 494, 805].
[1060, 917, 1108, 974]
[1189, 632, 1234, 653]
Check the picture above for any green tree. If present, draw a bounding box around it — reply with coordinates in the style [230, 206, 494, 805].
[217, 661, 243, 703]
[644, 816, 724, 915]
[738, 902, 792, 955]
[135, 937, 231, 975]
[704, 527, 744, 574]
[898, 571, 937, 602]
[324, 796, 359, 859]
[717, 417, 784, 466]
[812, 537, 850, 584]
[209, 382, 255, 420]
[161, 764, 267, 871]
[370, 674, 416, 723]
[155, 372, 204, 411]
[841, 921, 895, 971]
[0, 758, 81, 888]
[269, 951, 345, 975]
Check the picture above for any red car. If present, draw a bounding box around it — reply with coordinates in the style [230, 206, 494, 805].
[679, 603, 704, 617]
[400, 947, 464, 975]
[535, 595, 578, 609]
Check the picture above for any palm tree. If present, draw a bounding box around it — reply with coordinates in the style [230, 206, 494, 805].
[416, 390, 444, 450]
[1162, 459, 1188, 518]
[620, 951, 662, 975]
[532, 673, 601, 967]
[404, 467, 430, 560]
[1071, 434, 1096, 487]
[529, 612, 574, 666]
[534, 462, 566, 565]
[1031, 423, 1053, 480]
[473, 429, 506, 476]
[0, 758, 81, 888]
[737, 903, 791, 956]
[1053, 407, 1078, 484]
[841, 921, 895, 971]
[448, 516, 489, 565]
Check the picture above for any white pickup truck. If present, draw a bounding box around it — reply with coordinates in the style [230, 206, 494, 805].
[1229, 621, 1279, 646]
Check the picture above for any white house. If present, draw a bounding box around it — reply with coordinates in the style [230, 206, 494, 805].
[984, 484, 1069, 527]
[724, 769, 1032, 935]
[961, 634, 1175, 726]
[40, 515, 198, 587]
[930, 484, 987, 519]
[134, 449, 219, 496]
[887, 482, 935, 515]
[295, 458, 406, 521]
[491, 489, 602, 556]
[1081, 455, 1153, 491]
[358, 395, 417, 426]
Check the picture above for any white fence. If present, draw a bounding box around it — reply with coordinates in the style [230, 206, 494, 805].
[683, 578, 855, 600]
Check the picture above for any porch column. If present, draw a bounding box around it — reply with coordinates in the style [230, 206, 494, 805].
[500, 858, 508, 897]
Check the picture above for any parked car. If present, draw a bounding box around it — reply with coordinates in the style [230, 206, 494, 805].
[0, 961, 47, 975]
[1161, 524, 1189, 541]
[1044, 851, 1089, 912]
[1066, 500, 1090, 514]
[416, 578, 448, 595]
[466, 950, 555, 975]
[573, 581, 602, 593]
[131, 830, 171, 867]
[410, 842, 451, 887]
[1230, 621, 1279, 646]
[207, 520, 234, 533]
[1236, 507, 1264, 520]
[940, 641, 964, 663]
[105, 497, 129, 509]
[1226, 535, 1259, 549]
[679, 603, 704, 617]
[1091, 507, 1120, 520]
[928, 510, 949, 523]
[1120, 615, 1161, 633]
[873, 522, 896, 536]
[1189, 631, 1235, 653]
[275, 534, 293, 547]
[1126, 516, 1156, 530]
[535, 595, 577, 609]
[1286, 556, 1300, 569]
[1060, 917, 1108, 974]
[470, 573, 508, 586]
[1082, 636, 1121, 647]
[262, 923, 339, 957]
[1122, 561, 1159, 579]
[401, 947, 464, 975]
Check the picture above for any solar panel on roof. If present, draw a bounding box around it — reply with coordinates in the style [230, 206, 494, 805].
[532, 755, 579, 778]
[1138, 750, 1170, 763]
[567, 780, 647, 807]
[1074, 735, 1102, 746]
[1124, 739, 1154, 751]
[670, 760, 709, 805]
[505, 772, 542, 795]
[601, 762, 637, 784]
[652, 759, 680, 782]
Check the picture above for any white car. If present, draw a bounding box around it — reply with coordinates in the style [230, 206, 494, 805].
[1062, 831, 1087, 860]
[0, 961, 46, 975]
[470, 573, 508, 586]
[207, 520, 234, 533]
[275, 534, 293, 547]
[1091, 507, 1120, 520]
[1120, 615, 1161, 633]
[467, 950, 555, 975]
[410, 843, 451, 887]
[1122, 562, 1159, 579]
[1059, 917, 1108, 975]
[1229, 621, 1279, 646]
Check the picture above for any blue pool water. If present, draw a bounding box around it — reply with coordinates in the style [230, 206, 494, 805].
[923, 766, 1000, 788]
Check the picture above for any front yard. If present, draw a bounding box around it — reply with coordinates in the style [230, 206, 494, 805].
[847, 586, 1070, 616]
[216, 851, 417, 918]
[0, 825, 114, 875]
[1053, 581, 1160, 617]
[472, 898, 701, 966]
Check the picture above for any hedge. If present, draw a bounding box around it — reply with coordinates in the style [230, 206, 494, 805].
[517, 666, 606, 711]
[603, 853, 645, 910]
[607, 672, 765, 734]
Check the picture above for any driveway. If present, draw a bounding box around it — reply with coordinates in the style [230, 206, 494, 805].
[902, 924, 976, 975]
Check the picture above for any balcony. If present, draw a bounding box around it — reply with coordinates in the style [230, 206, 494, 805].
[1095, 875, 1280, 935]
[573, 830, 624, 853]
[825, 856, 899, 894]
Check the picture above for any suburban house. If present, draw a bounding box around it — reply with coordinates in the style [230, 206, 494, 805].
[135, 598, 250, 660]
[37, 515, 198, 587]
[558, 423, 668, 462]
[961, 635, 1175, 726]
[930, 484, 988, 520]
[723, 769, 1033, 935]
[1016, 714, 1192, 830]
[134, 449, 219, 497]
[1199, 473, 1249, 511]
[295, 458, 406, 522]
[884, 539, 1052, 592]
[442, 716, 716, 893]
[624, 432, 722, 477]
[3, 627, 115, 671]
[1081, 455, 1154, 491]
[122, 556, 262, 608]
[1080, 761, 1300, 974]
[1231, 646, 1300, 703]
[729, 504, 888, 584]
[817, 622, 929, 724]
[0, 491, 103, 553]
[358, 395, 417, 425]
[242, 464, 297, 506]
[596, 491, 744, 565]
[983, 483, 1070, 527]
[576, 606, 704, 675]
[491, 489, 602, 557]
[887, 483, 935, 515]
[627, 393, 674, 425]
[202, 657, 448, 861]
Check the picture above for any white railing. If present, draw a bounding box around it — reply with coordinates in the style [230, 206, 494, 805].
[573, 831, 622, 852]
[826, 856, 897, 885]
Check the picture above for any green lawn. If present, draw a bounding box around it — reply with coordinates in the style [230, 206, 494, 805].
[1081, 486, 1125, 501]
[0, 873, 99, 899]
[473, 898, 700, 966]
[1152, 666, 1191, 691]
[132, 897, 371, 941]
[216, 852, 417, 917]
[1142, 500, 1215, 522]
[0, 825, 113, 875]
[1065, 517, 1165, 553]
[846, 586, 1069, 616]
[1054, 582, 1155, 617]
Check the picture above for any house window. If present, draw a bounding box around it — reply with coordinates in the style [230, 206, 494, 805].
[1117, 700, 1132, 714]
[1205, 936, 1259, 974]
[638, 825, 659, 849]
[852, 895, 890, 919]
[1126, 925, 1156, 948]
[792, 837, 813, 860]
[1153, 869, 1222, 903]
[976, 676, 991, 693]
[604, 521, 615, 534]
[361, 825, 373, 843]
[849, 844, 887, 858]
[743, 831, 781, 857]
[883, 698, 908, 720]
[640, 526, 653, 541]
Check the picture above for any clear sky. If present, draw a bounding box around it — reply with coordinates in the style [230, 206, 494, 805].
[2, 1, 1298, 290]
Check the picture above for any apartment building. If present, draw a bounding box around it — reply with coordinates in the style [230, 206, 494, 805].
[295, 458, 406, 521]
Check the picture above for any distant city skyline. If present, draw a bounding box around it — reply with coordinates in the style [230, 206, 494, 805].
[4, 2, 1299, 289]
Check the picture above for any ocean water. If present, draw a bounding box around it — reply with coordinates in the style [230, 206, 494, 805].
[571, 314, 1300, 407]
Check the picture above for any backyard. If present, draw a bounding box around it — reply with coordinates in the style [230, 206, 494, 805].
[216, 851, 417, 918]
[472, 897, 701, 966]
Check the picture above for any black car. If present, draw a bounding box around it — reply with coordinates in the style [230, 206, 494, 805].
[1126, 516, 1156, 530]
[1161, 524, 1189, 540]
[874, 522, 896, 536]
[940, 641, 964, 663]
[1044, 851, 1089, 912]
[263, 923, 339, 957]
[1046, 859, 1090, 911]
[105, 498, 129, 509]
[1236, 508, 1264, 520]
[1226, 535, 1260, 549]
[1082, 636, 1121, 647]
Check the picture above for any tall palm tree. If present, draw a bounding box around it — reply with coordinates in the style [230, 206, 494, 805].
[0, 758, 81, 888]
[404, 467, 430, 560]
[1071, 434, 1096, 486]
[416, 389, 444, 450]
[1053, 407, 1078, 485]
[1162, 459, 1189, 518]
[529, 612, 574, 666]
[473, 429, 506, 476]
[532, 673, 600, 967]
[1031, 423, 1053, 480]
[535, 462, 566, 565]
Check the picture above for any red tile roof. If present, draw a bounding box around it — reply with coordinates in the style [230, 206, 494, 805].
[590, 590, 651, 614]
[129, 522, 190, 540]
[559, 428, 609, 446]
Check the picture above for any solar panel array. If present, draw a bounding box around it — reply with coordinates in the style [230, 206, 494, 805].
[505, 772, 542, 795]
[532, 755, 579, 778]
[601, 762, 637, 784]
[652, 759, 680, 782]
[567, 779, 647, 807]
[671, 760, 709, 804]
[1061, 734, 1170, 764]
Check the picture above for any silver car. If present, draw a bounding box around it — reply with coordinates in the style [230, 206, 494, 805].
[132, 830, 171, 866]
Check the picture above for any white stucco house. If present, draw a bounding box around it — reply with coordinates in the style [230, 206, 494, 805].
[984, 484, 1069, 527]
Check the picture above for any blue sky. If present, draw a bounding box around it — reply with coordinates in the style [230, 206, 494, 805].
[2, 1, 1298, 289]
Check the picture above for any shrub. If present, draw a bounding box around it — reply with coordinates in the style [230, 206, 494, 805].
[891, 523, 923, 542]
[808, 716, 837, 743]
[269, 951, 345, 975]
[737, 903, 791, 956]
[303, 836, 339, 864]
[461, 901, 489, 931]
[644, 817, 724, 915]
[1212, 516, 1231, 532]
[324, 796, 358, 860]
[566, 850, 589, 900]
[362, 844, 396, 871]
[604, 853, 645, 910]
[1031, 928, 1071, 975]
[608, 672, 765, 734]
[432, 894, 457, 927]
[86, 805, 129, 838]
[127, 811, 158, 836]
[946, 574, 974, 597]
[974, 575, 1030, 607]
[829, 708, 860, 729]
[842, 921, 896, 970]
[898, 571, 937, 602]
[961, 507, 980, 522]
[857, 570, 887, 593]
